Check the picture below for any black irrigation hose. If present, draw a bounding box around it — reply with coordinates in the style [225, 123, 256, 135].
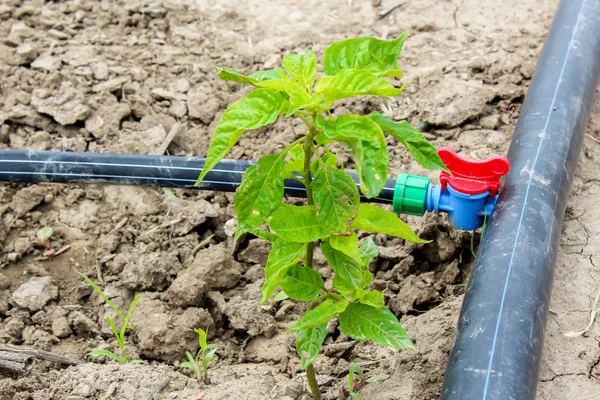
[441, 0, 600, 399]
[0, 149, 396, 204]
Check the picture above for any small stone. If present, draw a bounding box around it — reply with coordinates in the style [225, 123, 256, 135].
[501, 113, 510, 125]
[5, 318, 25, 339]
[52, 316, 72, 338]
[0, 273, 10, 290]
[68, 311, 98, 335]
[31, 54, 61, 71]
[12, 276, 59, 311]
[31, 83, 90, 125]
[85, 101, 131, 138]
[151, 88, 186, 101]
[480, 114, 500, 130]
[9, 21, 34, 39]
[91, 62, 109, 80]
[168, 100, 187, 118]
[188, 88, 221, 124]
[9, 43, 38, 65]
[92, 76, 128, 93]
[47, 29, 70, 40]
[170, 78, 190, 93]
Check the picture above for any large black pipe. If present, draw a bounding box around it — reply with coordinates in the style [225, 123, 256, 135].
[0, 150, 395, 204]
[441, 0, 600, 399]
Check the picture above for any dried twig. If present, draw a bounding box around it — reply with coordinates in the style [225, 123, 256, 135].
[147, 378, 170, 400]
[379, 0, 406, 18]
[155, 122, 181, 155]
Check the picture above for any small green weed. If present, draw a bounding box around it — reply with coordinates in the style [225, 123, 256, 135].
[74, 268, 144, 364]
[342, 362, 364, 399]
[180, 328, 217, 384]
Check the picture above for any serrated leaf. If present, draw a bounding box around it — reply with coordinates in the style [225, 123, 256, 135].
[315, 70, 405, 108]
[322, 243, 370, 301]
[368, 113, 448, 172]
[283, 50, 317, 90]
[261, 240, 305, 305]
[288, 298, 349, 331]
[313, 163, 359, 234]
[323, 34, 407, 77]
[296, 323, 327, 370]
[281, 265, 324, 301]
[329, 233, 362, 263]
[359, 237, 379, 264]
[196, 89, 286, 184]
[235, 152, 287, 238]
[250, 228, 279, 243]
[218, 67, 288, 91]
[268, 204, 330, 243]
[339, 303, 415, 349]
[89, 349, 120, 361]
[359, 290, 385, 308]
[352, 204, 428, 243]
[317, 115, 388, 198]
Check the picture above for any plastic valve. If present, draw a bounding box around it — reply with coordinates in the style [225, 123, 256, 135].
[392, 148, 510, 230]
[437, 147, 510, 197]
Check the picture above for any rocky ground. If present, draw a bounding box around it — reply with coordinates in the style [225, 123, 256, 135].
[0, 0, 598, 399]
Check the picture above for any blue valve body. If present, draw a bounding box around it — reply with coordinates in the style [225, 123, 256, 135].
[425, 184, 497, 230]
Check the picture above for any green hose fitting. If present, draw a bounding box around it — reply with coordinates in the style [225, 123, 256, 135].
[393, 173, 430, 216]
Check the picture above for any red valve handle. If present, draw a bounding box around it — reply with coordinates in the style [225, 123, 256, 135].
[438, 147, 510, 197]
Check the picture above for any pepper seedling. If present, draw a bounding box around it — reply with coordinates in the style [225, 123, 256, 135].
[180, 327, 218, 384]
[75, 268, 144, 365]
[197, 34, 447, 399]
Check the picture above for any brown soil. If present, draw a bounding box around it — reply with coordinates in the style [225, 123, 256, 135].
[0, 0, 599, 399]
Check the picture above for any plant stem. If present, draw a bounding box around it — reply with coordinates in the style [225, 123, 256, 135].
[306, 364, 322, 400]
[302, 117, 322, 400]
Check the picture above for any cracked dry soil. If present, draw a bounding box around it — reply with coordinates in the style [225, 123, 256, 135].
[0, 0, 599, 399]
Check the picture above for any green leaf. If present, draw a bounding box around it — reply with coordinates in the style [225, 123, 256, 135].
[348, 362, 364, 399]
[235, 152, 287, 238]
[74, 268, 126, 322]
[273, 290, 289, 302]
[317, 115, 388, 199]
[194, 328, 208, 351]
[89, 349, 121, 361]
[218, 67, 288, 91]
[367, 374, 390, 383]
[339, 303, 415, 349]
[359, 238, 379, 264]
[268, 204, 330, 243]
[288, 298, 349, 331]
[296, 323, 327, 370]
[352, 204, 428, 243]
[283, 50, 317, 90]
[285, 79, 320, 116]
[36, 226, 53, 242]
[261, 240, 305, 305]
[315, 70, 406, 108]
[321, 243, 370, 300]
[368, 113, 448, 172]
[329, 233, 362, 263]
[179, 361, 194, 369]
[323, 34, 407, 77]
[120, 294, 141, 339]
[313, 163, 359, 234]
[281, 265, 324, 301]
[249, 228, 279, 243]
[359, 290, 385, 308]
[196, 89, 286, 184]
